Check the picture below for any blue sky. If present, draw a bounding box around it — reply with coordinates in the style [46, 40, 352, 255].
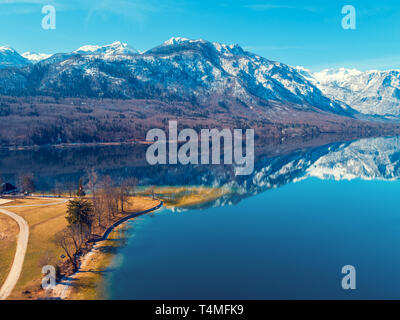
[1, 0, 400, 71]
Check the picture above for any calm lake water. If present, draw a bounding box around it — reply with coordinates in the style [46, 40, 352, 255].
[104, 178, 400, 299]
[100, 136, 400, 299]
[2, 136, 400, 299]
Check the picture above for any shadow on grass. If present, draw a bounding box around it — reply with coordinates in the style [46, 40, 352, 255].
[78, 269, 108, 274]
[95, 245, 120, 255]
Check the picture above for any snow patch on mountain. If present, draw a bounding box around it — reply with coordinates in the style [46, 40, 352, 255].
[74, 41, 139, 57]
[297, 67, 400, 117]
[22, 52, 52, 63]
[163, 37, 193, 46]
[0, 46, 30, 68]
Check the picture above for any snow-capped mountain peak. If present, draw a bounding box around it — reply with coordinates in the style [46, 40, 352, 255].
[22, 52, 52, 63]
[160, 37, 244, 55]
[313, 68, 364, 85]
[74, 41, 139, 56]
[0, 45, 30, 68]
[139, 37, 349, 114]
[0, 38, 351, 115]
[297, 66, 400, 117]
[74, 44, 101, 53]
[211, 42, 245, 56]
[163, 37, 193, 46]
[0, 45, 16, 53]
[1, 38, 400, 119]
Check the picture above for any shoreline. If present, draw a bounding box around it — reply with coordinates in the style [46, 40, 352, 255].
[0, 187, 228, 299]
[52, 200, 163, 300]
[0, 141, 145, 152]
[2, 131, 400, 153]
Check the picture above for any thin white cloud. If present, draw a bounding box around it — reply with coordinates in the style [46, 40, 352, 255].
[244, 4, 295, 11]
[245, 3, 321, 13]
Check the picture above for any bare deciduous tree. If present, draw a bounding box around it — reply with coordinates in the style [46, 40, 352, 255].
[54, 173, 144, 276]
[100, 175, 118, 222]
[87, 169, 102, 226]
[54, 225, 90, 272]
[53, 181, 64, 197]
[64, 180, 76, 198]
[53, 229, 78, 272]
[119, 178, 138, 212]
[19, 174, 36, 194]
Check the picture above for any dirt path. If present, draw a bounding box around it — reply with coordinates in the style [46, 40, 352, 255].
[0, 207, 29, 300]
[0, 198, 68, 300]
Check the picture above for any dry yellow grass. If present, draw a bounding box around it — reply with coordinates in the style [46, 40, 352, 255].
[123, 196, 160, 212]
[6, 199, 68, 300]
[0, 196, 159, 300]
[139, 186, 230, 208]
[1, 189, 223, 300]
[0, 213, 18, 289]
[1, 198, 60, 207]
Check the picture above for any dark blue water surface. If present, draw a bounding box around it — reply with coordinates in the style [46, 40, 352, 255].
[105, 178, 400, 299]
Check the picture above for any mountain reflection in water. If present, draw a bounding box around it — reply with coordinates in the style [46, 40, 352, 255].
[1, 136, 400, 207]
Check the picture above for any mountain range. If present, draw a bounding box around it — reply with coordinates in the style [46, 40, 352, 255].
[0, 38, 347, 116]
[297, 67, 400, 117]
[0, 38, 400, 146]
[0, 38, 399, 119]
